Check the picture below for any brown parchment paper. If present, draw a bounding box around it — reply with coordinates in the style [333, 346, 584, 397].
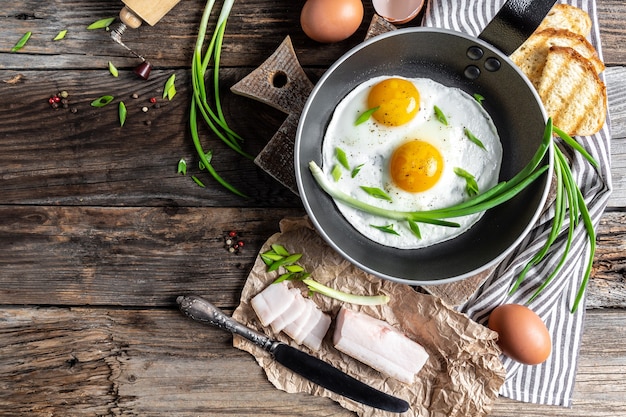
[232, 217, 506, 417]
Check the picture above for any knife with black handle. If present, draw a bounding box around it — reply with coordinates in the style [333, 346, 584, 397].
[177, 294, 410, 413]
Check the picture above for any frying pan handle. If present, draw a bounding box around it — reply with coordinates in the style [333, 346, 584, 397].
[478, 0, 558, 56]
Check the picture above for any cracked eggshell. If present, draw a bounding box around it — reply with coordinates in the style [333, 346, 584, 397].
[372, 0, 424, 24]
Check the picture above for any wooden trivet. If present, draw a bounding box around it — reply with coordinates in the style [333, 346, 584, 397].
[231, 15, 494, 306]
[230, 36, 313, 195]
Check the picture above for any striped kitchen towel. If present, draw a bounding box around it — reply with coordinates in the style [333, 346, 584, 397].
[422, 0, 613, 407]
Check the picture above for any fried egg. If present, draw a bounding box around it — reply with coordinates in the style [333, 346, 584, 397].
[321, 76, 502, 249]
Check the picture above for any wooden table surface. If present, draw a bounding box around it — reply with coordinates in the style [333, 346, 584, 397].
[1, 0, 625, 415]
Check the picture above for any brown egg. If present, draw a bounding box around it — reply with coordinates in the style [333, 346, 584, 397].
[488, 304, 552, 365]
[300, 0, 364, 43]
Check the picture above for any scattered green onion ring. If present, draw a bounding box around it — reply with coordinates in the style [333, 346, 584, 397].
[360, 186, 392, 201]
[371, 223, 400, 235]
[464, 128, 486, 150]
[87, 17, 116, 30]
[177, 158, 187, 175]
[163, 74, 177, 100]
[90, 95, 114, 107]
[335, 147, 350, 170]
[108, 61, 119, 77]
[118, 102, 127, 126]
[355, 106, 380, 125]
[53, 30, 67, 41]
[11, 32, 32, 52]
[434, 105, 448, 125]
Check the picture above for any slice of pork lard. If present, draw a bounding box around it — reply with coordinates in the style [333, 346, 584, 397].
[250, 281, 295, 327]
[270, 288, 308, 333]
[333, 307, 429, 384]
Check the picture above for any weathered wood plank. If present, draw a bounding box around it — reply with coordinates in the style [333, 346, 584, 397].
[0, 306, 351, 416]
[0, 68, 301, 207]
[0, 206, 624, 309]
[606, 67, 626, 207]
[587, 210, 626, 309]
[0, 307, 624, 416]
[597, 0, 626, 66]
[0, 206, 304, 307]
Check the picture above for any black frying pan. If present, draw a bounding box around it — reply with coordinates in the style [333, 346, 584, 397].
[295, 0, 556, 285]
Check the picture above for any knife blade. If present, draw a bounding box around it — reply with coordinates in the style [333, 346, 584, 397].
[177, 294, 410, 413]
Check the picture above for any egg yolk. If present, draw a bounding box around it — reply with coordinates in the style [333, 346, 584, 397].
[368, 78, 420, 126]
[390, 140, 444, 192]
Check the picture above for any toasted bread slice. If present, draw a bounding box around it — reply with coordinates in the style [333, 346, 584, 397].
[537, 4, 592, 38]
[511, 28, 605, 88]
[537, 46, 606, 136]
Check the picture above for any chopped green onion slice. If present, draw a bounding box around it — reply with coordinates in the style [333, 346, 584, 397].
[355, 106, 380, 125]
[351, 163, 364, 178]
[335, 147, 350, 170]
[274, 272, 307, 284]
[163, 74, 177, 100]
[474, 93, 485, 104]
[464, 128, 486, 150]
[166, 84, 177, 100]
[118, 101, 127, 126]
[198, 152, 213, 170]
[360, 186, 392, 201]
[331, 164, 342, 182]
[285, 264, 305, 273]
[11, 31, 32, 52]
[434, 105, 448, 125]
[454, 167, 479, 196]
[108, 61, 119, 77]
[177, 158, 187, 175]
[87, 17, 116, 30]
[408, 219, 422, 239]
[191, 175, 206, 187]
[90, 95, 114, 107]
[261, 252, 284, 264]
[271, 244, 291, 257]
[371, 223, 400, 235]
[53, 30, 67, 41]
[267, 253, 302, 272]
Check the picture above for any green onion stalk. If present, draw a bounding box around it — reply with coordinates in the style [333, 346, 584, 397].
[510, 126, 598, 313]
[190, 0, 253, 198]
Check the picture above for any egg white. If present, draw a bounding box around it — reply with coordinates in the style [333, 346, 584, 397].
[321, 76, 503, 249]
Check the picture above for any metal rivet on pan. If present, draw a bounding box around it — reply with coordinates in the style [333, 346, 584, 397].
[464, 65, 481, 80]
[466, 46, 484, 60]
[484, 57, 502, 72]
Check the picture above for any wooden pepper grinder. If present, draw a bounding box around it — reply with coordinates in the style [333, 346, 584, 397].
[110, 0, 182, 79]
[118, 0, 182, 28]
